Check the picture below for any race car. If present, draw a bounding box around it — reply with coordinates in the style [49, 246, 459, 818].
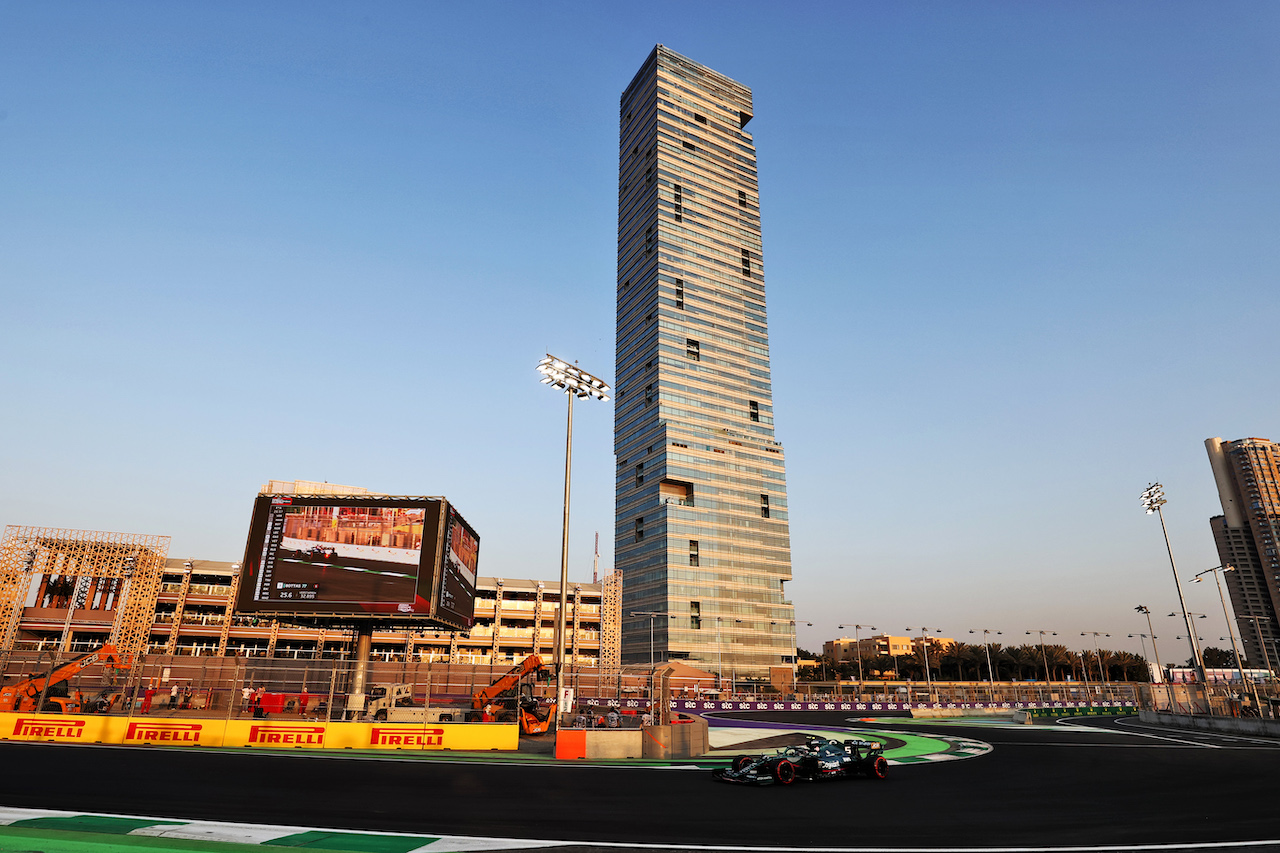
[713, 735, 888, 785]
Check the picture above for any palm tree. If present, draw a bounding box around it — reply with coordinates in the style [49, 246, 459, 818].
[1045, 644, 1074, 681]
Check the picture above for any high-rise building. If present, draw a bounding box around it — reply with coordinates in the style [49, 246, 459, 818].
[614, 46, 795, 676]
[1205, 436, 1280, 668]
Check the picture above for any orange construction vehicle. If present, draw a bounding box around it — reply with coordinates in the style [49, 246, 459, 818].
[0, 644, 130, 714]
[472, 654, 553, 735]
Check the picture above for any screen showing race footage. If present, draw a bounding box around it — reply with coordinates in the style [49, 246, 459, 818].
[240, 497, 439, 615]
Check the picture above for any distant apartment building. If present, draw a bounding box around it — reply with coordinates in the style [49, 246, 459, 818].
[614, 45, 796, 676]
[5, 551, 621, 668]
[823, 634, 953, 662]
[1205, 437, 1280, 667]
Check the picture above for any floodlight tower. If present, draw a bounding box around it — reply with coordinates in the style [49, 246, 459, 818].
[1140, 483, 1206, 682]
[536, 354, 611, 712]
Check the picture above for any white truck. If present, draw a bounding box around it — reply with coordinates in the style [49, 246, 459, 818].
[366, 683, 466, 723]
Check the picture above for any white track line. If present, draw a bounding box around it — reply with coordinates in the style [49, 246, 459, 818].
[1054, 718, 1220, 748]
[0, 806, 1276, 852]
[1110, 716, 1280, 748]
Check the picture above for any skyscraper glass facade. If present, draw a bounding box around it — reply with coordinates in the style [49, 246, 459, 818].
[1206, 436, 1280, 667]
[615, 46, 795, 676]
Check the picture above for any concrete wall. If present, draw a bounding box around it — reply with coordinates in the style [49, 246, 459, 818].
[641, 716, 709, 759]
[555, 728, 643, 759]
[1139, 710, 1280, 738]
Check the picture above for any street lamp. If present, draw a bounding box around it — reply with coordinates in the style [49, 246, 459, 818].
[1191, 565, 1249, 687]
[1081, 632, 1110, 689]
[1239, 615, 1276, 676]
[837, 623, 875, 688]
[629, 611, 672, 670]
[537, 354, 611, 713]
[969, 629, 1001, 683]
[715, 616, 743, 693]
[1168, 612, 1208, 675]
[1026, 630, 1057, 683]
[1141, 483, 1206, 682]
[905, 627, 941, 694]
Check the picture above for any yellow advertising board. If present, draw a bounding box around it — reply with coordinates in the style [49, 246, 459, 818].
[0, 713, 113, 743]
[223, 719, 328, 749]
[109, 717, 227, 747]
[0, 712, 517, 752]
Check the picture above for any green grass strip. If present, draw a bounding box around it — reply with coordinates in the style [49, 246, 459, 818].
[10, 816, 184, 835]
[265, 830, 435, 851]
[0, 826, 270, 853]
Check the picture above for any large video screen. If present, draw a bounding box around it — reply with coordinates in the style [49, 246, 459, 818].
[236, 495, 475, 629]
[437, 505, 479, 628]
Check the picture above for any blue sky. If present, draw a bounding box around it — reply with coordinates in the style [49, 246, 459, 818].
[2, 2, 1277, 659]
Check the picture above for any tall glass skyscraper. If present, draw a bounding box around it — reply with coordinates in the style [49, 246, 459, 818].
[615, 46, 795, 676]
[1206, 436, 1280, 667]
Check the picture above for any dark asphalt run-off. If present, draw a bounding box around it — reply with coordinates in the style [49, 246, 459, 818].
[0, 713, 1276, 850]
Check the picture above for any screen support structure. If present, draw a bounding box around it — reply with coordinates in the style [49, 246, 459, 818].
[347, 625, 375, 719]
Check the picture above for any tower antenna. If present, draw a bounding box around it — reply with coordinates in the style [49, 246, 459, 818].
[593, 531, 599, 584]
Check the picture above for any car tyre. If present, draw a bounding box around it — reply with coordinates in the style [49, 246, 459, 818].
[772, 758, 796, 785]
[732, 755, 752, 772]
[867, 756, 888, 780]
[373, 709, 388, 722]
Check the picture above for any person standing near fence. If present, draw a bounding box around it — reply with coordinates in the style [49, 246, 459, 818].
[241, 685, 252, 713]
[298, 688, 309, 716]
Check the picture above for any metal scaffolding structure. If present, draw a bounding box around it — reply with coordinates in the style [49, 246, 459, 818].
[0, 525, 170, 661]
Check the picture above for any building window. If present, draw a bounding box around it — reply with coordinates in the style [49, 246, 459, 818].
[686, 339, 700, 361]
[749, 400, 759, 422]
[635, 463, 644, 486]
[675, 278, 684, 310]
[682, 140, 696, 151]
[690, 600, 701, 630]
[760, 494, 770, 519]
[738, 190, 747, 207]
[673, 183, 683, 222]
[635, 517, 644, 541]
[741, 248, 751, 276]
[689, 540, 699, 567]
[694, 113, 706, 124]
[645, 384, 653, 407]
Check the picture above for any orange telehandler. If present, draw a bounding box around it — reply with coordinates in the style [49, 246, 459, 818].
[472, 654, 553, 735]
[0, 644, 131, 714]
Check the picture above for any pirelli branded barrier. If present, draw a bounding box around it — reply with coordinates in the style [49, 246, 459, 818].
[0, 713, 518, 752]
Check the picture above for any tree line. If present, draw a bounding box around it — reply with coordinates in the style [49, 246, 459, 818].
[794, 641, 1232, 683]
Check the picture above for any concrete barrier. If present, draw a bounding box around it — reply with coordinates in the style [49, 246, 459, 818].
[640, 716, 709, 759]
[555, 727, 643, 759]
[1139, 710, 1280, 738]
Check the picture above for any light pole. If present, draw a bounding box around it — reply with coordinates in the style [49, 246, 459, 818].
[630, 611, 670, 670]
[1026, 630, 1056, 683]
[537, 354, 611, 715]
[1081, 632, 1110, 689]
[837, 623, 875, 690]
[1141, 483, 1206, 682]
[1136, 604, 1172, 712]
[1192, 565, 1249, 686]
[969, 629, 1001, 683]
[1239, 615, 1276, 676]
[905, 627, 940, 695]
[1169, 612, 1208, 674]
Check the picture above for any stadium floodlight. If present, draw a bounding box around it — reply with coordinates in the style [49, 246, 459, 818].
[537, 356, 612, 401]
[1140, 483, 1206, 685]
[537, 354, 611, 712]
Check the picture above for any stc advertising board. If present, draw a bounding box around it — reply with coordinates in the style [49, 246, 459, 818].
[236, 495, 478, 630]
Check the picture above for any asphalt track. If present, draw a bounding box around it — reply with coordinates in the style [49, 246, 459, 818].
[0, 712, 1277, 851]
